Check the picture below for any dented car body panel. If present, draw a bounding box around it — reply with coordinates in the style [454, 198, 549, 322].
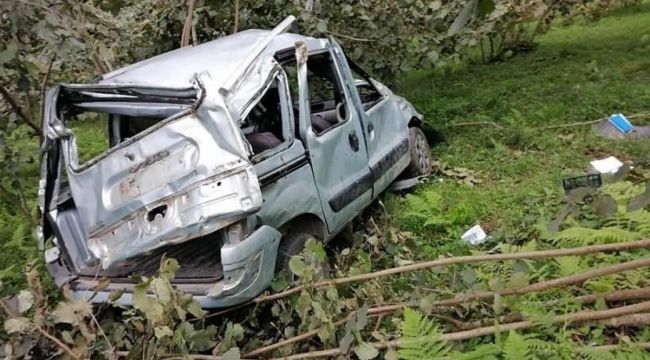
[39, 16, 423, 308]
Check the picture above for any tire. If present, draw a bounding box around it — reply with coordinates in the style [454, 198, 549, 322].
[405, 127, 432, 177]
[275, 232, 330, 278]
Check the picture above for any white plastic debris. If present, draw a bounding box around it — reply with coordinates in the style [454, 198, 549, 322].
[461, 224, 488, 245]
[589, 156, 623, 174]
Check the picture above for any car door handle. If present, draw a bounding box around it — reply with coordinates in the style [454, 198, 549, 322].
[367, 123, 374, 133]
[348, 131, 360, 152]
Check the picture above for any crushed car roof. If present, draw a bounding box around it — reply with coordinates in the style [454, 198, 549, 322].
[99, 30, 320, 88]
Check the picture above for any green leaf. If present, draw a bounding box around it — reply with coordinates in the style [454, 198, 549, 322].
[316, 21, 328, 33]
[51, 300, 92, 326]
[154, 325, 173, 339]
[132, 282, 164, 324]
[187, 299, 205, 318]
[477, 0, 495, 16]
[4, 317, 30, 334]
[289, 256, 305, 276]
[0, 42, 17, 65]
[223, 347, 241, 360]
[151, 277, 172, 305]
[354, 342, 379, 360]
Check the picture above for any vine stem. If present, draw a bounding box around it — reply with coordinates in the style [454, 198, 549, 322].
[238, 258, 650, 358]
[209, 238, 650, 316]
[269, 301, 650, 360]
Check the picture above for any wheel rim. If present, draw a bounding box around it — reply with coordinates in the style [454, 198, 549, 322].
[414, 133, 430, 174]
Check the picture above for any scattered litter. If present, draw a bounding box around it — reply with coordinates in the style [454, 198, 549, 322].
[608, 113, 634, 134]
[595, 115, 650, 139]
[589, 156, 623, 174]
[461, 224, 488, 245]
[562, 174, 602, 194]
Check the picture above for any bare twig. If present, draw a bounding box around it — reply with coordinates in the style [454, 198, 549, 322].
[233, 0, 240, 33]
[39, 56, 55, 118]
[0, 84, 43, 136]
[1, 299, 81, 360]
[326, 30, 372, 42]
[605, 313, 650, 327]
[35, 326, 82, 360]
[541, 112, 650, 130]
[591, 341, 650, 351]
[270, 301, 650, 359]
[428, 256, 650, 307]
[242, 264, 650, 358]
[180, 0, 196, 47]
[449, 121, 504, 129]
[235, 238, 650, 309]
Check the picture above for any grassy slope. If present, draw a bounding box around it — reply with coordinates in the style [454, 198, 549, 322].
[388, 3, 650, 257]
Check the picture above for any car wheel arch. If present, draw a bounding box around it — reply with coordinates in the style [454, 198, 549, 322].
[278, 213, 328, 242]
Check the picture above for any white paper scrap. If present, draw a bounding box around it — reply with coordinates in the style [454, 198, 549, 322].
[589, 156, 623, 174]
[461, 224, 488, 245]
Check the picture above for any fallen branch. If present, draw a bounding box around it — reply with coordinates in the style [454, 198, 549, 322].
[0, 84, 43, 136]
[429, 256, 650, 307]
[541, 112, 650, 130]
[243, 266, 650, 358]
[573, 286, 650, 305]
[449, 121, 504, 129]
[35, 326, 82, 360]
[180, 0, 196, 47]
[243, 238, 650, 308]
[270, 301, 650, 359]
[590, 341, 650, 351]
[604, 313, 650, 327]
[233, 0, 240, 33]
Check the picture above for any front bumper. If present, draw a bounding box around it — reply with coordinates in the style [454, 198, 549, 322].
[48, 225, 281, 308]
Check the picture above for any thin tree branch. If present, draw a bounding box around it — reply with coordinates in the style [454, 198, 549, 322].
[590, 341, 650, 351]
[39, 56, 55, 133]
[35, 326, 82, 360]
[326, 30, 372, 42]
[540, 112, 650, 130]
[605, 313, 650, 327]
[428, 256, 650, 307]
[233, 238, 650, 310]
[0, 84, 43, 136]
[240, 262, 650, 358]
[1, 299, 81, 360]
[449, 121, 504, 129]
[270, 301, 650, 359]
[181, 0, 196, 47]
[233, 0, 240, 33]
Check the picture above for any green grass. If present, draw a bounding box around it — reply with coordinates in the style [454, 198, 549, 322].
[389, 2, 650, 255]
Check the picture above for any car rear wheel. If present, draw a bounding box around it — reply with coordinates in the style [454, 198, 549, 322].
[406, 127, 432, 176]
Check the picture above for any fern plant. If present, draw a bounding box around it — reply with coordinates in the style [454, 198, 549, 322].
[398, 308, 450, 360]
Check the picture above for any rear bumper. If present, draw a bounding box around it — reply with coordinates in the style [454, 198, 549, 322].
[48, 225, 281, 308]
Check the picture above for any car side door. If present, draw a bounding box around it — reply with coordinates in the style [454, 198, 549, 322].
[327, 39, 411, 194]
[293, 42, 373, 234]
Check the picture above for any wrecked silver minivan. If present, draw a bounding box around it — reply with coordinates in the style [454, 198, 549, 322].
[38, 17, 432, 308]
